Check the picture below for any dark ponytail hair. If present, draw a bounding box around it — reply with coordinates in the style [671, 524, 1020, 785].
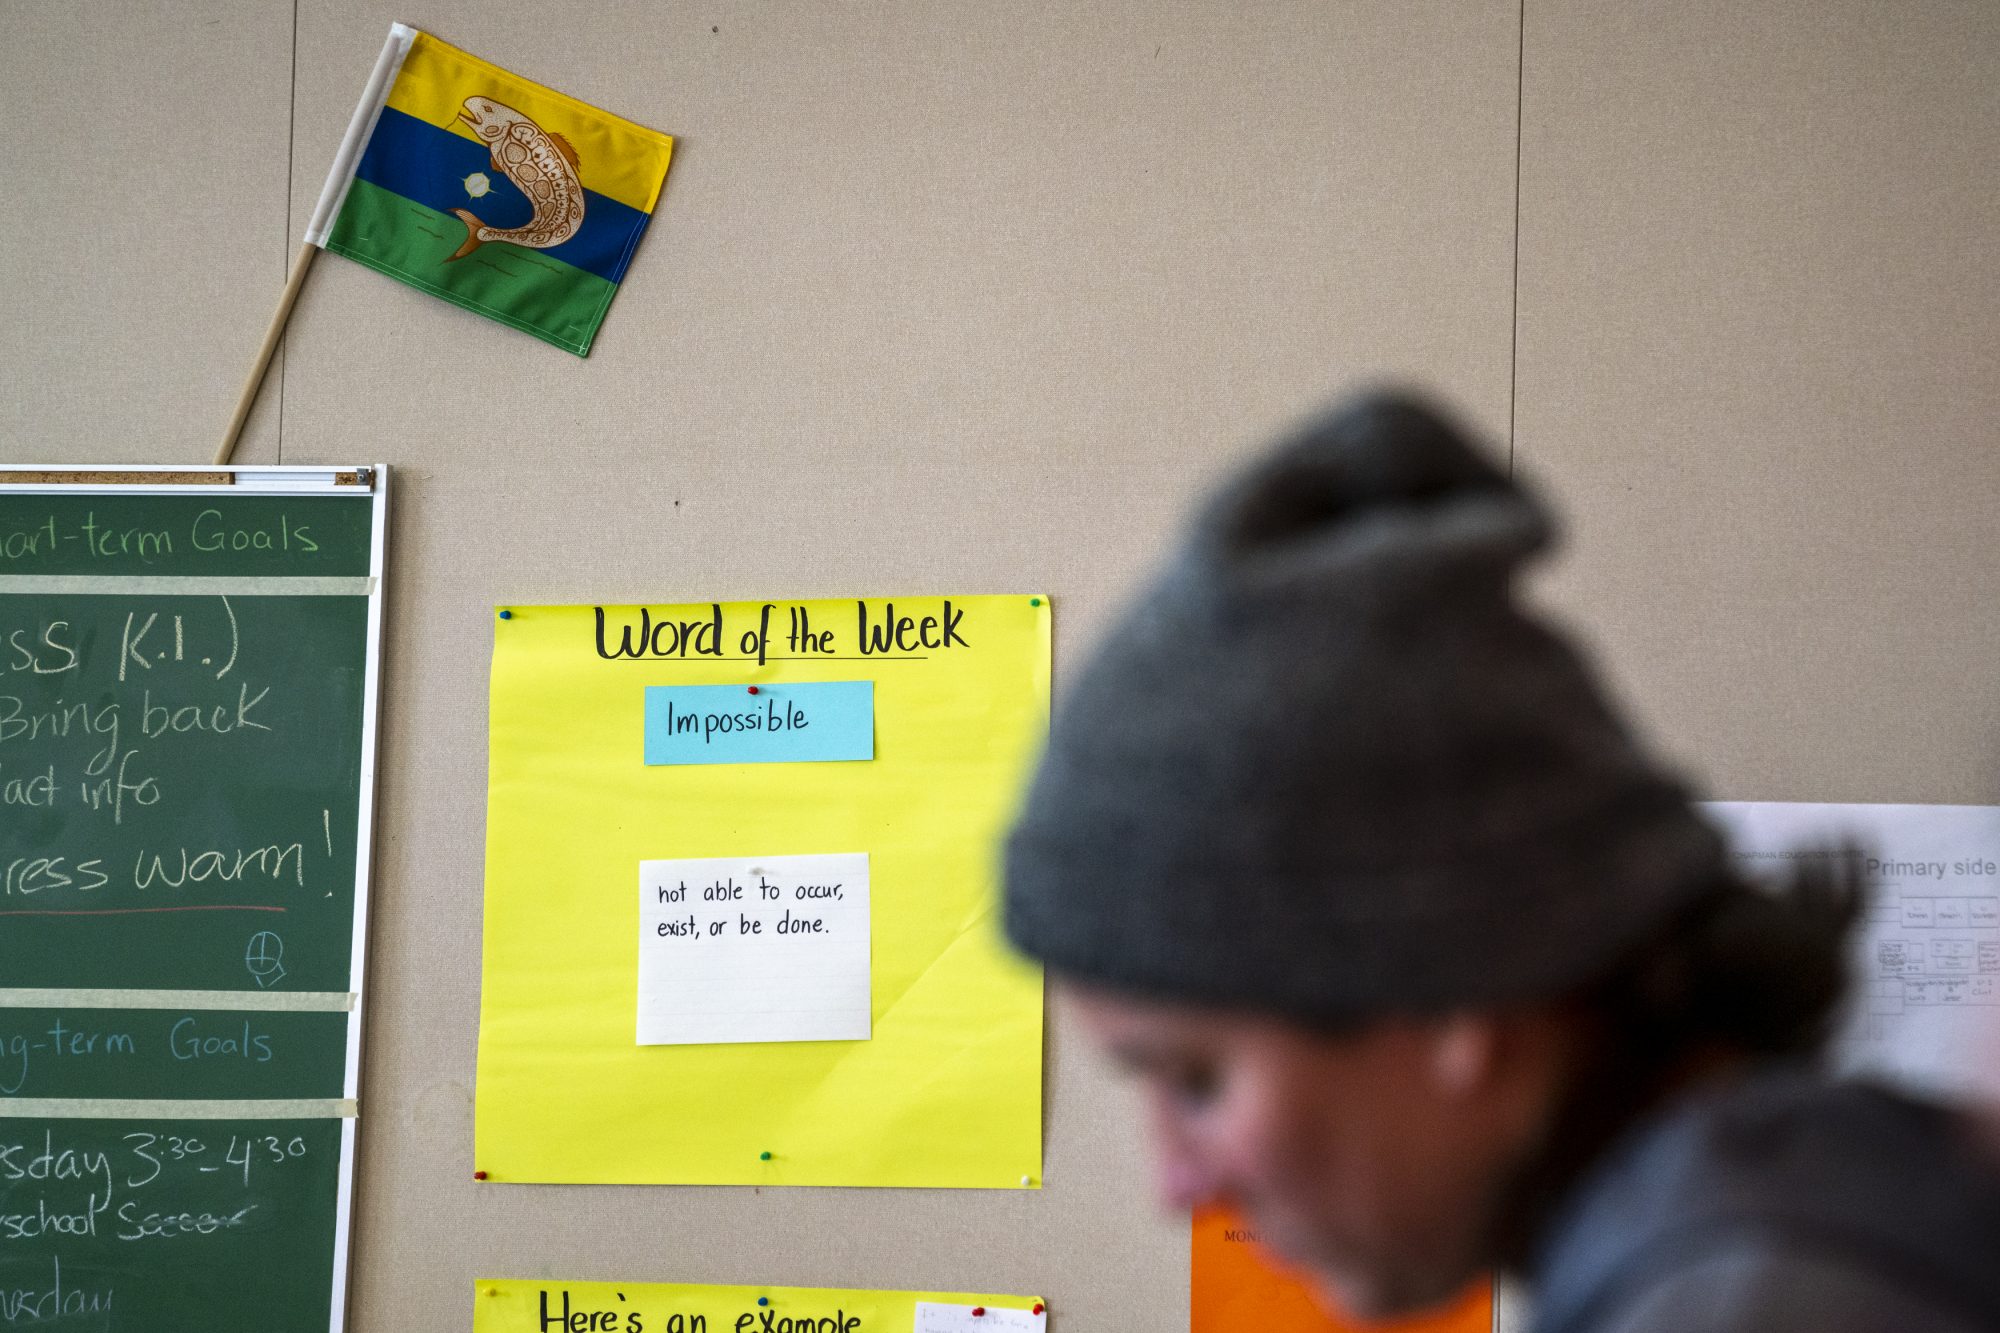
[1584, 847, 1866, 1061]
[1490, 853, 1867, 1270]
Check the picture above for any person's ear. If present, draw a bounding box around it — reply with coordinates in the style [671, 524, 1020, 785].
[1425, 1013, 1499, 1097]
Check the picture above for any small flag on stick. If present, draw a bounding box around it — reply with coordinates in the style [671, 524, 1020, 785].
[217, 25, 674, 463]
[309, 24, 675, 356]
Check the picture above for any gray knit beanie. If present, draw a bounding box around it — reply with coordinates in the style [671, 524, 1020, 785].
[1004, 391, 1726, 1024]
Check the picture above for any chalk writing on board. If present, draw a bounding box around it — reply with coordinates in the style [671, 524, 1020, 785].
[0, 593, 353, 931]
[637, 853, 871, 1045]
[1, 585, 365, 994]
[3, 487, 378, 1329]
[246, 931, 288, 987]
[0, 1006, 347, 1103]
[0, 508, 323, 565]
[0, 1117, 339, 1271]
[2, 600, 275, 823]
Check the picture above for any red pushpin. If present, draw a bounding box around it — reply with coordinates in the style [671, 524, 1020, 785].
[971, 1310, 984, 1318]
[473, 1170, 488, 1180]
[747, 686, 760, 695]
[1032, 1305, 1044, 1316]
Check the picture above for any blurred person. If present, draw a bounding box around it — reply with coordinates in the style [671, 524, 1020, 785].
[1004, 394, 2000, 1332]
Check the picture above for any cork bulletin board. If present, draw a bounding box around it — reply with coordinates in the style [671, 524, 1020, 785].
[4, 3, 1994, 1328]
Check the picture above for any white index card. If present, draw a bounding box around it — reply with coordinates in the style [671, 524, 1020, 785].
[912, 1302, 1046, 1333]
[638, 852, 872, 1045]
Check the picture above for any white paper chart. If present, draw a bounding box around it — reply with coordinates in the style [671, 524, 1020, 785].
[1705, 802, 2000, 1105]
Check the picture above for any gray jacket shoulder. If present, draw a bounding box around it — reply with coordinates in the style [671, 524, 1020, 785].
[1589, 1244, 1992, 1333]
[1527, 1073, 2000, 1333]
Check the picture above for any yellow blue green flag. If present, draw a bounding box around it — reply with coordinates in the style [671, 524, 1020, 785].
[305, 25, 674, 355]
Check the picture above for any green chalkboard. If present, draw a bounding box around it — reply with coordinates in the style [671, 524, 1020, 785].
[0, 1115, 345, 1330]
[0, 1008, 349, 1101]
[0, 588, 367, 991]
[0, 476, 384, 1332]
[0, 495, 373, 578]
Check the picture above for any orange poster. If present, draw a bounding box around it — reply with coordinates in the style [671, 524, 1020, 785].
[1192, 1209, 1492, 1333]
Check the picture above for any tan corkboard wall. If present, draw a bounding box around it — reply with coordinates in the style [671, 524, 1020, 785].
[2, 3, 1993, 1329]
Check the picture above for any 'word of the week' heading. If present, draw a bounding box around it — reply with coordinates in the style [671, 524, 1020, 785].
[594, 603, 969, 665]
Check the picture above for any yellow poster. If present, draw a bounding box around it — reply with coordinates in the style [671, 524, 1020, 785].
[475, 597, 1049, 1187]
[473, 1279, 1047, 1332]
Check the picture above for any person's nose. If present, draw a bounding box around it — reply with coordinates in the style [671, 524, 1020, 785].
[1147, 1094, 1223, 1212]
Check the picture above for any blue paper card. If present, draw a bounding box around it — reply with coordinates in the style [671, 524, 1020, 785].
[644, 682, 875, 765]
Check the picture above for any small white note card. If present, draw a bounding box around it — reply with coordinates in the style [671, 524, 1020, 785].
[638, 852, 872, 1045]
[913, 1303, 1045, 1333]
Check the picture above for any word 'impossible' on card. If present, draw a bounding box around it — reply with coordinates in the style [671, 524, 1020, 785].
[643, 682, 874, 765]
[638, 852, 871, 1045]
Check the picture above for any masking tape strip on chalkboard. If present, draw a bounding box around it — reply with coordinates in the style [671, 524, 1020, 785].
[0, 575, 376, 596]
[0, 1097, 358, 1120]
[0, 988, 356, 1012]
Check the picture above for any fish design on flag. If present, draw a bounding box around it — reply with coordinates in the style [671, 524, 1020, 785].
[446, 96, 585, 260]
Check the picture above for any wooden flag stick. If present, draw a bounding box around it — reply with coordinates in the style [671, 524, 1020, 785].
[214, 241, 321, 467]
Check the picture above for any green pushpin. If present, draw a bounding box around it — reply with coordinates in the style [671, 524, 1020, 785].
[759, 1151, 772, 1161]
